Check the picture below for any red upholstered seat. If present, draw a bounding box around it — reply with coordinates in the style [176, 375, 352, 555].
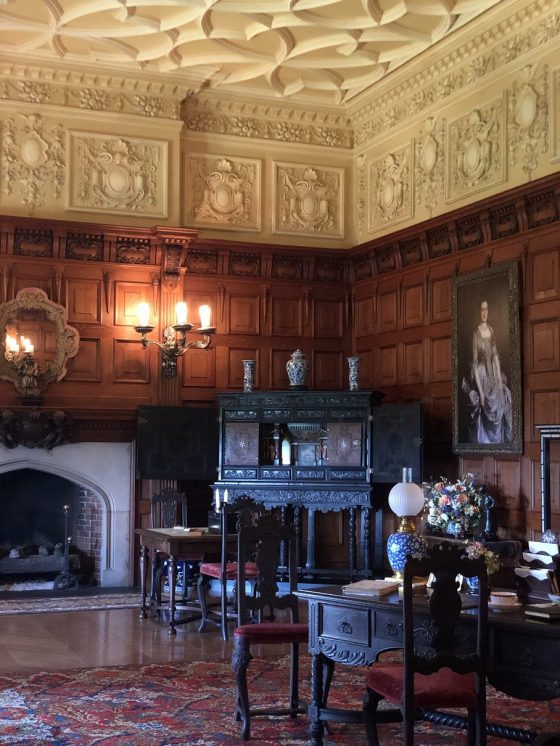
[366, 664, 477, 708]
[234, 622, 308, 645]
[199, 561, 259, 580]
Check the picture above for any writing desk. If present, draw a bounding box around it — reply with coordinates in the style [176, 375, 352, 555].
[297, 585, 560, 746]
[136, 527, 233, 635]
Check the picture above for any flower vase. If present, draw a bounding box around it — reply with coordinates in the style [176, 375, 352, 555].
[286, 349, 308, 389]
[242, 360, 256, 392]
[445, 520, 464, 538]
[465, 575, 480, 594]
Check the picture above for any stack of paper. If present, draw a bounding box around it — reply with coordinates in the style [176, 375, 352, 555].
[341, 579, 400, 597]
[524, 603, 560, 620]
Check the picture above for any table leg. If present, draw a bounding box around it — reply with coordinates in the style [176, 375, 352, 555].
[168, 555, 177, 635]
[309, 652, 325, 746]
[139, 543, 148, 619]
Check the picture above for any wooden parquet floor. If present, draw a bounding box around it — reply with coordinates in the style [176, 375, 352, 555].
[0, 593, 306, 674]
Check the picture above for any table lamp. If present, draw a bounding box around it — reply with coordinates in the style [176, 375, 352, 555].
[386, 467, 426, 579]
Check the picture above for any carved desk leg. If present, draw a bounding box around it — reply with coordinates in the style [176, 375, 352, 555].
[348, 507, 357, 576]
[294, 505, 303, 573]
[308, 651, 325, 746]
[306, 507, 316, 572]
[168, 556, 177, 635]
[363, 507, 371, 576]
[139, 544, 148, 619]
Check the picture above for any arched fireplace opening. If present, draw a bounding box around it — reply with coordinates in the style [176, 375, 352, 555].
[0, 468, 102, 589]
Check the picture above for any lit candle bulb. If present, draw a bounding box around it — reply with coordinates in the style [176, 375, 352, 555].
[21, 336, 34, 354]
[176, 301, 188, 325]
[224, 488, 229, 504]
[199, 304, 211, 329]
[214, 488, 220, 512]
[5, 334, 19, 353]
[137, 302, 150, 327]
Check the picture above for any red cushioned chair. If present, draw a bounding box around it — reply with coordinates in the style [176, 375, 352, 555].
[363, 543, 488, 746]
[231, 509, 308, 740]
[197, 496, 260, 641]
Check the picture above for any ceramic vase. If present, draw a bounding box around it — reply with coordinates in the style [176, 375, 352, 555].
[386, 531, 426, 578]
[286, 349, 308, 389]
[347, 356, 360, 391]
[242, 360, 256, 392]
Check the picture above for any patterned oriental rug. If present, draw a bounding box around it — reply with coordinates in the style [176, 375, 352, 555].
[1, 656, 559, 745]
[0, 592, 139, 616]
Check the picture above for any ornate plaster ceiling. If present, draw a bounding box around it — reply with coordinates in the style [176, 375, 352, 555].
[0, 0, 503, 107]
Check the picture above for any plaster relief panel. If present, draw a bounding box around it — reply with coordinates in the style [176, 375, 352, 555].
[1, 113, 65, 210]
[415, 117, 445, 216]
[446, 98, 505, 202]
[67, 132, 168, 217]
[186, 154, 261, 232]
[508, 64, 549, 178]
[273, 162, 343, 238]
[368, 145, 413, 231]
[552, 66, 560, 162]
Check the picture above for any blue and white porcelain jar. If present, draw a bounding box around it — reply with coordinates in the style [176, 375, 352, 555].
[286, 349, 308, 389]
[386, 531, 427, 578]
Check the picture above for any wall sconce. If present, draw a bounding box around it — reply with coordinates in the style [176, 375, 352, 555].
[4, 333, 40, 395]
[134, 301, 216, 378]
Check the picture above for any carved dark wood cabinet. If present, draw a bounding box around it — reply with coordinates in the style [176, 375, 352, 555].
[213, 389, 384, 579]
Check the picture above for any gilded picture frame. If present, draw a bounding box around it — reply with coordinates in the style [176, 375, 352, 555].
[452, 261, 522, 456]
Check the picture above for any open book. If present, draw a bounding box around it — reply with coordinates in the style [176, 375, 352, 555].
[341, 579, 400, 597]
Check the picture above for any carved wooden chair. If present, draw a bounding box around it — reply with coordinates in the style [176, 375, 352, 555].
[150, 488, 196, 605]
[231, 509, 308, 740]
[363, 543, 489, 746]
[197, 496, 260, 640]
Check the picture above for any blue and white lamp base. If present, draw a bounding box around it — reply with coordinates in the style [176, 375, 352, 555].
[387, 530, 426, 579]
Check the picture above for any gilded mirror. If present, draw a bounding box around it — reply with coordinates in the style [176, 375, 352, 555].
[0, 288, 79, 396]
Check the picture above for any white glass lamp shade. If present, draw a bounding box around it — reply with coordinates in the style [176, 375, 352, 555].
[388, 481, 424, 518]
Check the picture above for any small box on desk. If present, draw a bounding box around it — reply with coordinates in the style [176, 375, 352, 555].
[514, 567, 552, 601]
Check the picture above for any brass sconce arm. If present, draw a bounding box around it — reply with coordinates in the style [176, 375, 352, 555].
[134, 321, 216, 378]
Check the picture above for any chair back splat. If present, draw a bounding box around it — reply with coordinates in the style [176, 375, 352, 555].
[363, 543, 488, 746]
[197, 496, 261, 641]
[231, 509, 308, 740]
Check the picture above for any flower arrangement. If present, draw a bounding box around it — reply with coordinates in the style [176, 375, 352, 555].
[463, 540, 502, 575]
[423, 473, 486, 536]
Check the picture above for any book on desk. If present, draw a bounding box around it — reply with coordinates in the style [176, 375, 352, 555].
[341, 579, 400, 597]
[524, 603, 560, 620]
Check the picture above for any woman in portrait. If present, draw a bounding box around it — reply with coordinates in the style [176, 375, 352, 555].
[462, 299, 513, 444]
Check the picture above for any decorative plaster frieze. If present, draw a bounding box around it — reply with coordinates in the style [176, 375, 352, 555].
[186, 154, 261, 232]
[0, 64, 182, 120]
[446, 98, 505, 202]
[552, 66, 560, 162]
[368, 145, 413, 231]
[183, 103, 353, 149]
[508, 64, 549, 178]
[353, 2, 560, 148]
[67, 132, 168, 217]
[355, 154, 367, 233]
[415, 116, 445, 216]
[273, 162, 344, 238]
[1, 113, 65, 210]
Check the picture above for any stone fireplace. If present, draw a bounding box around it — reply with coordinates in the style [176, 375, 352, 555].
[0, 442, 134, 587]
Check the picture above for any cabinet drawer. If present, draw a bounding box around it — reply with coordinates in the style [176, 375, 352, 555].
[223, 410, 258, 421]
[222, 468, 258, 479]
[494, 631, 560, 675]
[295, 468, 326, 480]
[262, 409, 292, 421]
[260, 468, 291, 480]
[320, 605, 370, 645]
[374, 611, 404, 644]
[329, 468, 367, 481]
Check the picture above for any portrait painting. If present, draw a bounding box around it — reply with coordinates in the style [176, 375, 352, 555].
[452, 261, 522, 455]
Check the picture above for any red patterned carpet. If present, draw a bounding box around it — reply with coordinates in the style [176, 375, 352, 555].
[1, 655, 559, 745]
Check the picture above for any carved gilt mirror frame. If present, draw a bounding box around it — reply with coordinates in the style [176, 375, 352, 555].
[0, 287, 79, 396]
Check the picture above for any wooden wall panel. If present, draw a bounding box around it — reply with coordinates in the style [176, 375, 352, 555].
[378, 289, 398, 332]
[270, 348, 294, 389]
[313, 350, 343, 390]
[115, 282, 151, 327]
[66, 338, 101, 381]
[113, 339, 150, 383]
[430, 396, 452, 442]
[379, 346, 397, 386]
[531, 249, 559, 302]
[529, 312, 560, 373]
[182, 346, 216, 388]
[313, 298, 344, 339]
[355, 295, 374, 337]
[66, 280, 102, 324]
[531, 389, 560, 432]
[270, 296, 302, 337]
[430, 276, 452, 322]
[430, 337, 452, 381]
[403, 284, 424, 327]
[228, 290, 260, 335]
[403, 340, 423, 384]
[356, 348, 374, 389]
